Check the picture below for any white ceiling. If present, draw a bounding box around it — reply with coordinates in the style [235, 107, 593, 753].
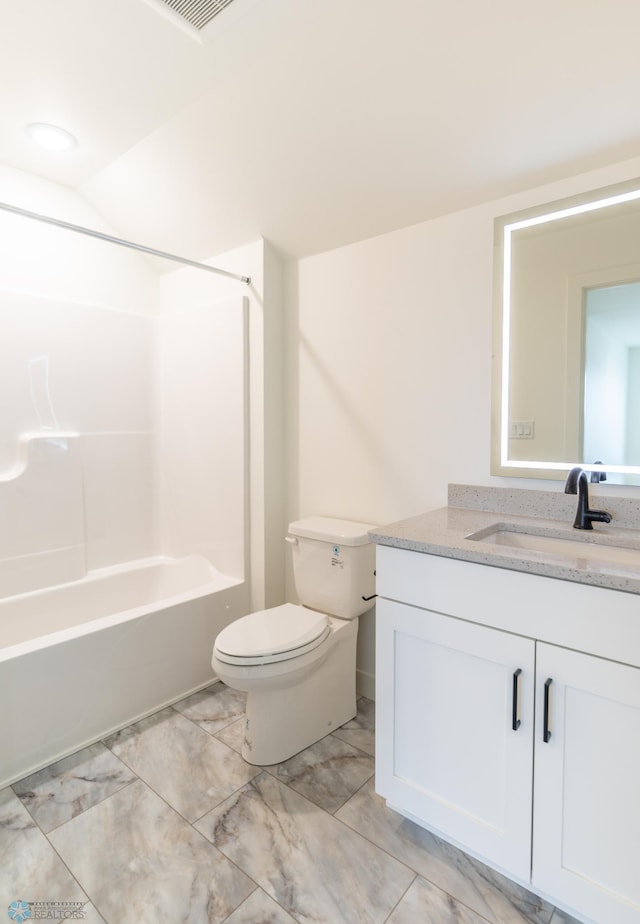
[2, 0, 640, 262]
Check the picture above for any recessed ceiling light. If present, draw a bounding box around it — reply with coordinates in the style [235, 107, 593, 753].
[25, 123, 77, 152]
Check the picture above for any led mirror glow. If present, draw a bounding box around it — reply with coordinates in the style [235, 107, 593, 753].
[493, 180, 640, 482]
[26, 123, 77, 152]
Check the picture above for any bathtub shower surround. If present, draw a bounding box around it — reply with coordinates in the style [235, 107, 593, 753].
[155, 297, 247, 580]
[0, 560, 246, 789]
[0, 287, 249, 787]
[0, 290, 247, 578]
[0, 290, 158, 576]
[0, 434, 84, 597]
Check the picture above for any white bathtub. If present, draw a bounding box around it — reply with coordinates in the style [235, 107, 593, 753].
[0, 555, 248, 788]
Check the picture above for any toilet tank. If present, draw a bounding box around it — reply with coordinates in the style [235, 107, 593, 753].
[288, 517, 377, 619]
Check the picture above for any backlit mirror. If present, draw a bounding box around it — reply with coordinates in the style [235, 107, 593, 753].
[492, 178, 640, 485]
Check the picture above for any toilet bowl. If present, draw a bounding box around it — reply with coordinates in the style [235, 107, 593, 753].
[211, 517, 376, 765]
[212, 604, 359, 764]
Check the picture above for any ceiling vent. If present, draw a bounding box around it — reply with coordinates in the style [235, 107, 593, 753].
[146, 0, 235, 34]
[161, 0, 234, 30]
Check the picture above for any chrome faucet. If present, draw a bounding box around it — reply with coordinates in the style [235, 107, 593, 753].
[564, 466, 611, 530]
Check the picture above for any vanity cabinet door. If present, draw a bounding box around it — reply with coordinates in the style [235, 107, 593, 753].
[532, 644, 640, 924]
[376, 598, 535, 880]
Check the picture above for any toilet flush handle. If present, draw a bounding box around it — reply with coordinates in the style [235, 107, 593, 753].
[285, 536, 298, 545]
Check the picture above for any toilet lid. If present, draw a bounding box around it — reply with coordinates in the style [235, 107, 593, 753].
[214, 603, 330, 665]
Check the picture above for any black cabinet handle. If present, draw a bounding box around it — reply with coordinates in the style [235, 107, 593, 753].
[543, 678, 553, 742]
[512, 669, 522, 731]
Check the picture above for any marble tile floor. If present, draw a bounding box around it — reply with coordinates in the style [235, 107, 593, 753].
[0, 683, 581, 924]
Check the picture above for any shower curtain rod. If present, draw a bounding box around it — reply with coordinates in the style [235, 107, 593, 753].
[0, 201, 251, 284]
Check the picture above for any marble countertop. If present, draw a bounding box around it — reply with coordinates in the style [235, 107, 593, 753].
[370, 484, 640, 595]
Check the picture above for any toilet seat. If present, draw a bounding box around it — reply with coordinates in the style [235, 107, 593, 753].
[213, 603, 331, 666]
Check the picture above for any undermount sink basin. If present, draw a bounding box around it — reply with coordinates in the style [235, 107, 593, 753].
[466, 526, 640, 570]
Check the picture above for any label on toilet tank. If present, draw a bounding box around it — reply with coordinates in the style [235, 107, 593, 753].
[331, 545, 344, 568]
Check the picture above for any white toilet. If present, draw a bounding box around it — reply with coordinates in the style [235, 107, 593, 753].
[211, 517, 376, 765]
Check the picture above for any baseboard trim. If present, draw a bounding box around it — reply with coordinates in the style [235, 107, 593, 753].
[356, 668, 375, 701]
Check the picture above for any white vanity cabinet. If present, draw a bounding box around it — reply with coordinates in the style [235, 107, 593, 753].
[376, 597, 536, 880]
[532, 643, 640, 924]
[375, 544, 640, 924]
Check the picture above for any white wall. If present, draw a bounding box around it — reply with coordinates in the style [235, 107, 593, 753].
[285, 154, 640, 695]
[0, 163, 158, 313]
[286, 207, 492, 528]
